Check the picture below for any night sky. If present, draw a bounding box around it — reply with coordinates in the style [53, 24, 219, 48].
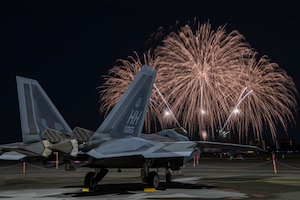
[0, 1, 299, 144]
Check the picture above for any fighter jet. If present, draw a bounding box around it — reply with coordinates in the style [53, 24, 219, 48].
[0, 65, 196, 189]
[0, 65, 263, 189]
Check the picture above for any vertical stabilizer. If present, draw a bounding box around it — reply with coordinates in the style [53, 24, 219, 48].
[16, 76, 72, 143]
[93, 65, 156, 139]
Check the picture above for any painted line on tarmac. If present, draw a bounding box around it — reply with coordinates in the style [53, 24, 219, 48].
[257, 179, 300, 186]
[196, 178, 260, 184]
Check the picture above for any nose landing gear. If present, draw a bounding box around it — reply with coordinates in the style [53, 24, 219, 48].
[84, 168, 108, 190]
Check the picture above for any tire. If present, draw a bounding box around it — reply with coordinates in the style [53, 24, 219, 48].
[147, 171, 160, 189]
[84, 172, 97, 189]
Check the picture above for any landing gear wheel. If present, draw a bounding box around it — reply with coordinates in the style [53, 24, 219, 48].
[84, 172, 97, 189]
[147, 171, 160, 189]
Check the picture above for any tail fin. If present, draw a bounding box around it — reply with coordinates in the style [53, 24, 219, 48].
[16, 76, 72, 143]
[93, 65, 156, 139]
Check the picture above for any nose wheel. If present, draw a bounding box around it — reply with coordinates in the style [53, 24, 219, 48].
[140, 164, 160, 189]
[84, 168, 108, 190]
[84, 172, 97, 189]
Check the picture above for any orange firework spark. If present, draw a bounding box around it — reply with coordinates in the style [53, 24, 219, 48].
[98, 20, 298, 143]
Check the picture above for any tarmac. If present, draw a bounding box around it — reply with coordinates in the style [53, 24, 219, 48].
[0, 153, 300, 199]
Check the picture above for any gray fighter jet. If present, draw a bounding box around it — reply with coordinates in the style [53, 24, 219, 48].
[0, 65, 263, 189]
[0, 66, 196, 189]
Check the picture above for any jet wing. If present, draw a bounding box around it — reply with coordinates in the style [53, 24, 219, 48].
[196, 141, 264, 152]
[76, 137, 196, 170]
[0, 143, 22, 160]
[0, 140, 52, 160]
[0, 151, 27, 160]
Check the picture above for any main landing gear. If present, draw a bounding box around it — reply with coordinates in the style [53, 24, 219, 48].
[84, 163, 173, 190]
[140, 163, 173, 189]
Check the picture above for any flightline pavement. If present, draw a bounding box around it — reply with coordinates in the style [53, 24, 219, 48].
[0, 154, 300, 199]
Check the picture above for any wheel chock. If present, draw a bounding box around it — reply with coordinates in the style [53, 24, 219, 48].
[82, 188, 90, 192]
[144, 188, 156, 192]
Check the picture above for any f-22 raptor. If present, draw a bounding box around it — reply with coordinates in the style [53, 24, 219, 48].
[0, 65, 263, 189]
[0, 65, 197, 189]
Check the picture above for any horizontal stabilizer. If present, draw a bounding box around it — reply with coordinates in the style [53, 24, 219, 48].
[21, 140, 52, 157]
[0, 151, 27, 160]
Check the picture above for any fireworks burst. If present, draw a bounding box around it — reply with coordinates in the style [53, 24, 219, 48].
[99, 20, 298, 143]
[225, 53, 299, 142]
